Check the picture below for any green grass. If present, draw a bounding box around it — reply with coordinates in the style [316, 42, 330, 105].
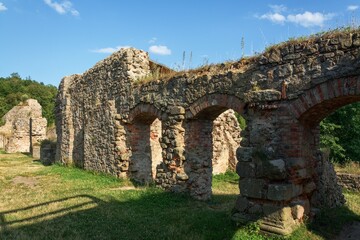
[0, 153, 359, 240]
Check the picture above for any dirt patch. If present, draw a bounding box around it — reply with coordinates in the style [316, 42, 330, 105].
[336, 221, 360, 240]
[12, 176, 38, 188]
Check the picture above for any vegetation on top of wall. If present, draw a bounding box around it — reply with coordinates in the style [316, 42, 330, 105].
[0, 73, 58, 126]
[134, 26, 360, 87]
[264, 26, 360, 53]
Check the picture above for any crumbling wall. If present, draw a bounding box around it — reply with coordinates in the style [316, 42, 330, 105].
[212, 109, 241, 174]
[56, 48, 151, 176]
[0, 99, 47, 153]
[56, 30, 360, 235]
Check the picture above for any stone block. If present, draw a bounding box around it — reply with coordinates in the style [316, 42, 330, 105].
[176, 172, 189, 180]
[169, 106, 185, 115]
[267, 184, 303, 201]
[236, 162, 256, 178]
[262, 159, 286, 180]
[261, 204, 296, 235]
[291, 205, 305, 220]
[263, 204, 293, 222]
[234, 196, 249, 212]
[240, 178, 266, 199]
[236, 147, 253, 162]
[294, 168, 309, 179]
[244, 89, 281, 102]
[248, 204, 263, 214]
[304, 181, 316, 194]
[290, 198, 310, 219]
[31, 145, 41, 159]
[286, 158, 306, 169]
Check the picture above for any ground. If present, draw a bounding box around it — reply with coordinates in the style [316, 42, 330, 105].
[0, 152, 359, 240]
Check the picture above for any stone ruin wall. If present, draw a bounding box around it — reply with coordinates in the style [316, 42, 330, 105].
[337, 173, 360, 192]
[56, 48, 242, 183]
[0, 99, 47, 153]
[56, 30, 360, 235]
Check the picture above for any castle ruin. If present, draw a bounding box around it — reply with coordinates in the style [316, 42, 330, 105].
[55, 29, 360, 235]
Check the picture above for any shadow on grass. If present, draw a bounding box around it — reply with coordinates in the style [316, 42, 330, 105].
[0, 192, 239, 240]
[304, 205, 360, 240]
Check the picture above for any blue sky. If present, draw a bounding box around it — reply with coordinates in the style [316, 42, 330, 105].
[0, 1, 359, 86]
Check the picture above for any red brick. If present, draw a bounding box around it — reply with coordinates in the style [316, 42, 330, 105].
[357, 77, 360, 95]
[300, 95, 312, 111]
[335, 79, 342, 97]
[310, 88, 321, 105]
[316, 85, 325, 101]
[320, 83, 329, 100]
[327, 80, 336, 99]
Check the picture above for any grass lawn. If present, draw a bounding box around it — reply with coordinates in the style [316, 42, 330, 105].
[0, 153, 359, 240]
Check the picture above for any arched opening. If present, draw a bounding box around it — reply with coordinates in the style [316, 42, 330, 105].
[127, 112, 163, 184]
[184, 96, 245, 201]
[293, 83, 360, 209]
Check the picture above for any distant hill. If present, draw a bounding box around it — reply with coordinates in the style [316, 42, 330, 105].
[0, 73, 57, 126]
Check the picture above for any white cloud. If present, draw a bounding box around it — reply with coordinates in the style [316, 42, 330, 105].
[260, 13, 286, 24]
[148, 37, 157, 44]
[287, 11, 334, 27]
[347, 5, 359, 11]
[149, 45, 171, 55]
[269, 4, 287, 13]
[44, 0, 79, 16]
[91, 46, 131, 54]
[258, 5, 334, 28]
[0, 2, 7, 12]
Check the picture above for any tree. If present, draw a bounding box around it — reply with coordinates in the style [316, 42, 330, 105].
[0, 75, 57, 126]
[320, 102, 360, 163]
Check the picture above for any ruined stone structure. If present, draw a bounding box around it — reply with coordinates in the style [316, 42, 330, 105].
[0, 99, 47, 154]
[337, 173, 360, 191]
[56, 29, 360, 235]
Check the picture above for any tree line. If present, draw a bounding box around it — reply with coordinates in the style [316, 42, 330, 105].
[0, 73, 57, 126]
[321, 102, 360, 163]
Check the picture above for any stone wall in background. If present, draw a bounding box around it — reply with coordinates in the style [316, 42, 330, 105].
[0, 99, 47, 154]
[337, 173, 360, 191]
[212, 109, 241, 174]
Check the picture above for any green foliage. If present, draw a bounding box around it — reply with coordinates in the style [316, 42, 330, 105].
[0, 73, 57, 125]
[235, 112, 247, 130]
[320, 102, 360, 163]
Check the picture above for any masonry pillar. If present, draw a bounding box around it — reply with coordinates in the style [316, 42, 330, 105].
[232, 106, 306, 235]
[55, 75, 75, 165]
[155, 106, 187, 192]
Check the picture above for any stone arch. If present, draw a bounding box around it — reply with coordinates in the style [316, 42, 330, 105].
[127, 104, 164, 184]
[186, 93, 245, 119]
[288, 76, 360, 126]
[184, 94, 245, 200]
[285, 76, 360, 210]
[128, 103, 164, 123]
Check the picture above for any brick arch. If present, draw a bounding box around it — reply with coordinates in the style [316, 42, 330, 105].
[128, 103, 164, 124]
[127, 103, 164, 184]
[288, 76, 360, 126]
[185, 94, 245, 119]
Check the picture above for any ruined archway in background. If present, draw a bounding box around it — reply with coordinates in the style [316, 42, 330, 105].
[184, 94, 245, 200]
[127, 104, 164, 184]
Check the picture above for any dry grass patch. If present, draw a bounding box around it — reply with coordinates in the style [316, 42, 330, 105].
[334, 161, 360, 175]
